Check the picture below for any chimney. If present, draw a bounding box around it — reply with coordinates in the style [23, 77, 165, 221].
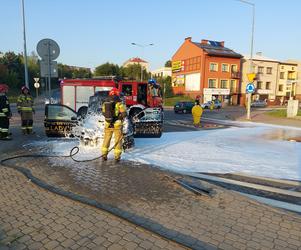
[201, 39, 208, 44]
[256, 52, 262, 56]
[185, 37, 192, 41]
[220, 41, 225, 47]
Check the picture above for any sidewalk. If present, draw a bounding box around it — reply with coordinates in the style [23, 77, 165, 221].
[0, 167, 185, 250]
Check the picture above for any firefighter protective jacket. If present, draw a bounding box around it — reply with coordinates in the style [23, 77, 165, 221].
[0, 93, 11, 118]
[102, 96, 126, 128]
[17, 94, 34, 119]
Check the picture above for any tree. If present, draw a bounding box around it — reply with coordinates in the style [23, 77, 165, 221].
[0, 51, 24, 91]
[120, 64, 150, 81]
[165, 60, 172, 67]
[154, 75, 173, 98]
[94, 62, 120, 77]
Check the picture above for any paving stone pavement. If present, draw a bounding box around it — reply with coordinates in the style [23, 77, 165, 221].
[9, 155, 301, 250]
[0, 167, 188, 250]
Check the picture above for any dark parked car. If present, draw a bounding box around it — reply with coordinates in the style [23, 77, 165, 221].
[174, 101, 194, 114]
[251, 100, 267, 108]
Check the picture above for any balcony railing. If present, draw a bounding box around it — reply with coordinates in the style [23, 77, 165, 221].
[231, 71, 240, 79]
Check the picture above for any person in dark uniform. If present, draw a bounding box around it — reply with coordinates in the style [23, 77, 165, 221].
[0, 84, 12, 140]
[17, 86, 34, 134]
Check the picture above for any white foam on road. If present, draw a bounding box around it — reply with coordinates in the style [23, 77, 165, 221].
[124, 126, 301, 181]
[27, 122, 301, 181]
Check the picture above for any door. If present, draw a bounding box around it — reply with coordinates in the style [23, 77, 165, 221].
[44, 104, 78, 137]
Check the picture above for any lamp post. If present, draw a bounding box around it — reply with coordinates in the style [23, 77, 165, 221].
[21, 0, 29, 89]
[236, 0, 255, 120]
[131, 43, 153, 81]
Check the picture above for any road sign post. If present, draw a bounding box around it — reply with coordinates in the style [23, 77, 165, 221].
[34, 77, 40, 98]
[37, 39, 60, 98]
[246, 74, 256, 120]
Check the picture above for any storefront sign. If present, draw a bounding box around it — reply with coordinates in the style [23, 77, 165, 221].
[172, 60, 184, 72]
[257, 89, 272, 94]
[203, 88, 230, 95]
[172, 75, 185, 87]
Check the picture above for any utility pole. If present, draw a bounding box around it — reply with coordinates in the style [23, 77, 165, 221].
[237, 0, 255, 120]
[131, 43, 154, 81]
[21, 0, 29, 89]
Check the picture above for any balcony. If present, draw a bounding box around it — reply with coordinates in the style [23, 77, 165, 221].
[231, 71, 240, 79]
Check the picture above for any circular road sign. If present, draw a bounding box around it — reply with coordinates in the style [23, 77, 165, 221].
[37, 39, 60, 60]
[246, 83, 255, 93]
[34, 82, 40, 88]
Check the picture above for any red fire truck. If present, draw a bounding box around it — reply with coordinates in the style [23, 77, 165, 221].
[60, 77, 163, 117]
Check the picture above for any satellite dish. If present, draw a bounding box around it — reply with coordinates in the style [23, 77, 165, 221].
[37, 39, 60, 60]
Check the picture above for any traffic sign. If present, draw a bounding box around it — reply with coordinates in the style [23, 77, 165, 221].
[34, 82, 40, 88]
[34, 78, 39, 83]
[246, 83, 255, 93]
[247, 73, 256, 82]
[37, 39, 60, 60]
[40, 60, 58, 77]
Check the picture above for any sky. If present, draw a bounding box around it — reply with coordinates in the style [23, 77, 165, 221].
[1, 0, 301, 70]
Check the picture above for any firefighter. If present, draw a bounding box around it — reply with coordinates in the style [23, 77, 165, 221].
[101, 87, 127, 162]
[191, 100, 203, 128]
[17, 86, 35, 134]
[0, 84, 12, 140]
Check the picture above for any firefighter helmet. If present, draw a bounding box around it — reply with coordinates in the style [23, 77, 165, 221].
[21, 86, 29, 93]
[109, 87, 119, 96]
[0, 84, 8, 93]
[148, 79, 156, 85]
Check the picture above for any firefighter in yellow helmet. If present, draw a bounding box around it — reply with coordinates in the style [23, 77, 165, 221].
[192, 100, 203, 128]
[17, 86, 35, 134]
[101, 88, 127, 162]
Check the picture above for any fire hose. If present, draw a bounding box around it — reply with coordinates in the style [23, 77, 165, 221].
[0, 135, 123, 165]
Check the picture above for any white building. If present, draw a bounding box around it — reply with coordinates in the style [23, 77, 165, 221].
[123, 57, 149, 71]
[241, 53, 279, 104]
[151, 67, 172, 78]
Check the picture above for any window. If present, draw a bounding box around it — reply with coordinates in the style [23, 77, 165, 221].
[230, 80, 236, 91]
[280, 72, 285, 79]
[266, 82, 271, 90]
[46, 105, 77, 121]
[266, 67, 272, 74]
[258, 67, 264, 74]
[122, 84, 132, 96]
[221, 64, 229, 72]
[185, 56, 201, 72]
[257, 81, 263, 89]
[220, 80, 228, 89]
[208, 79, 217, 88]
[231, 64, 238, 72]
[278, 85, 283, 91]
[288, 72, 295, 80]
[210, 63, 218, 72]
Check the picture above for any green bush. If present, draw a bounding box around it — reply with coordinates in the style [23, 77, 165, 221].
[164, 95, 194, 106]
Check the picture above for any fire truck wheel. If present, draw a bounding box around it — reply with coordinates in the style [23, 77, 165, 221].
[77, 106, 88, 118]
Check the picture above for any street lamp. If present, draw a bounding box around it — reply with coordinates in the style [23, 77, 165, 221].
[236, 0, 255, 120]
[131, 43, 154, 81]
[21, 0, 29, 89]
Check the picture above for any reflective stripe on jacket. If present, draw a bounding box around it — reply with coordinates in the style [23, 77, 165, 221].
[17, 94, 34, 113]
[0, 94, 11, 117]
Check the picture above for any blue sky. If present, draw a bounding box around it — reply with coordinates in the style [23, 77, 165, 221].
[1, 0, 300, 70]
